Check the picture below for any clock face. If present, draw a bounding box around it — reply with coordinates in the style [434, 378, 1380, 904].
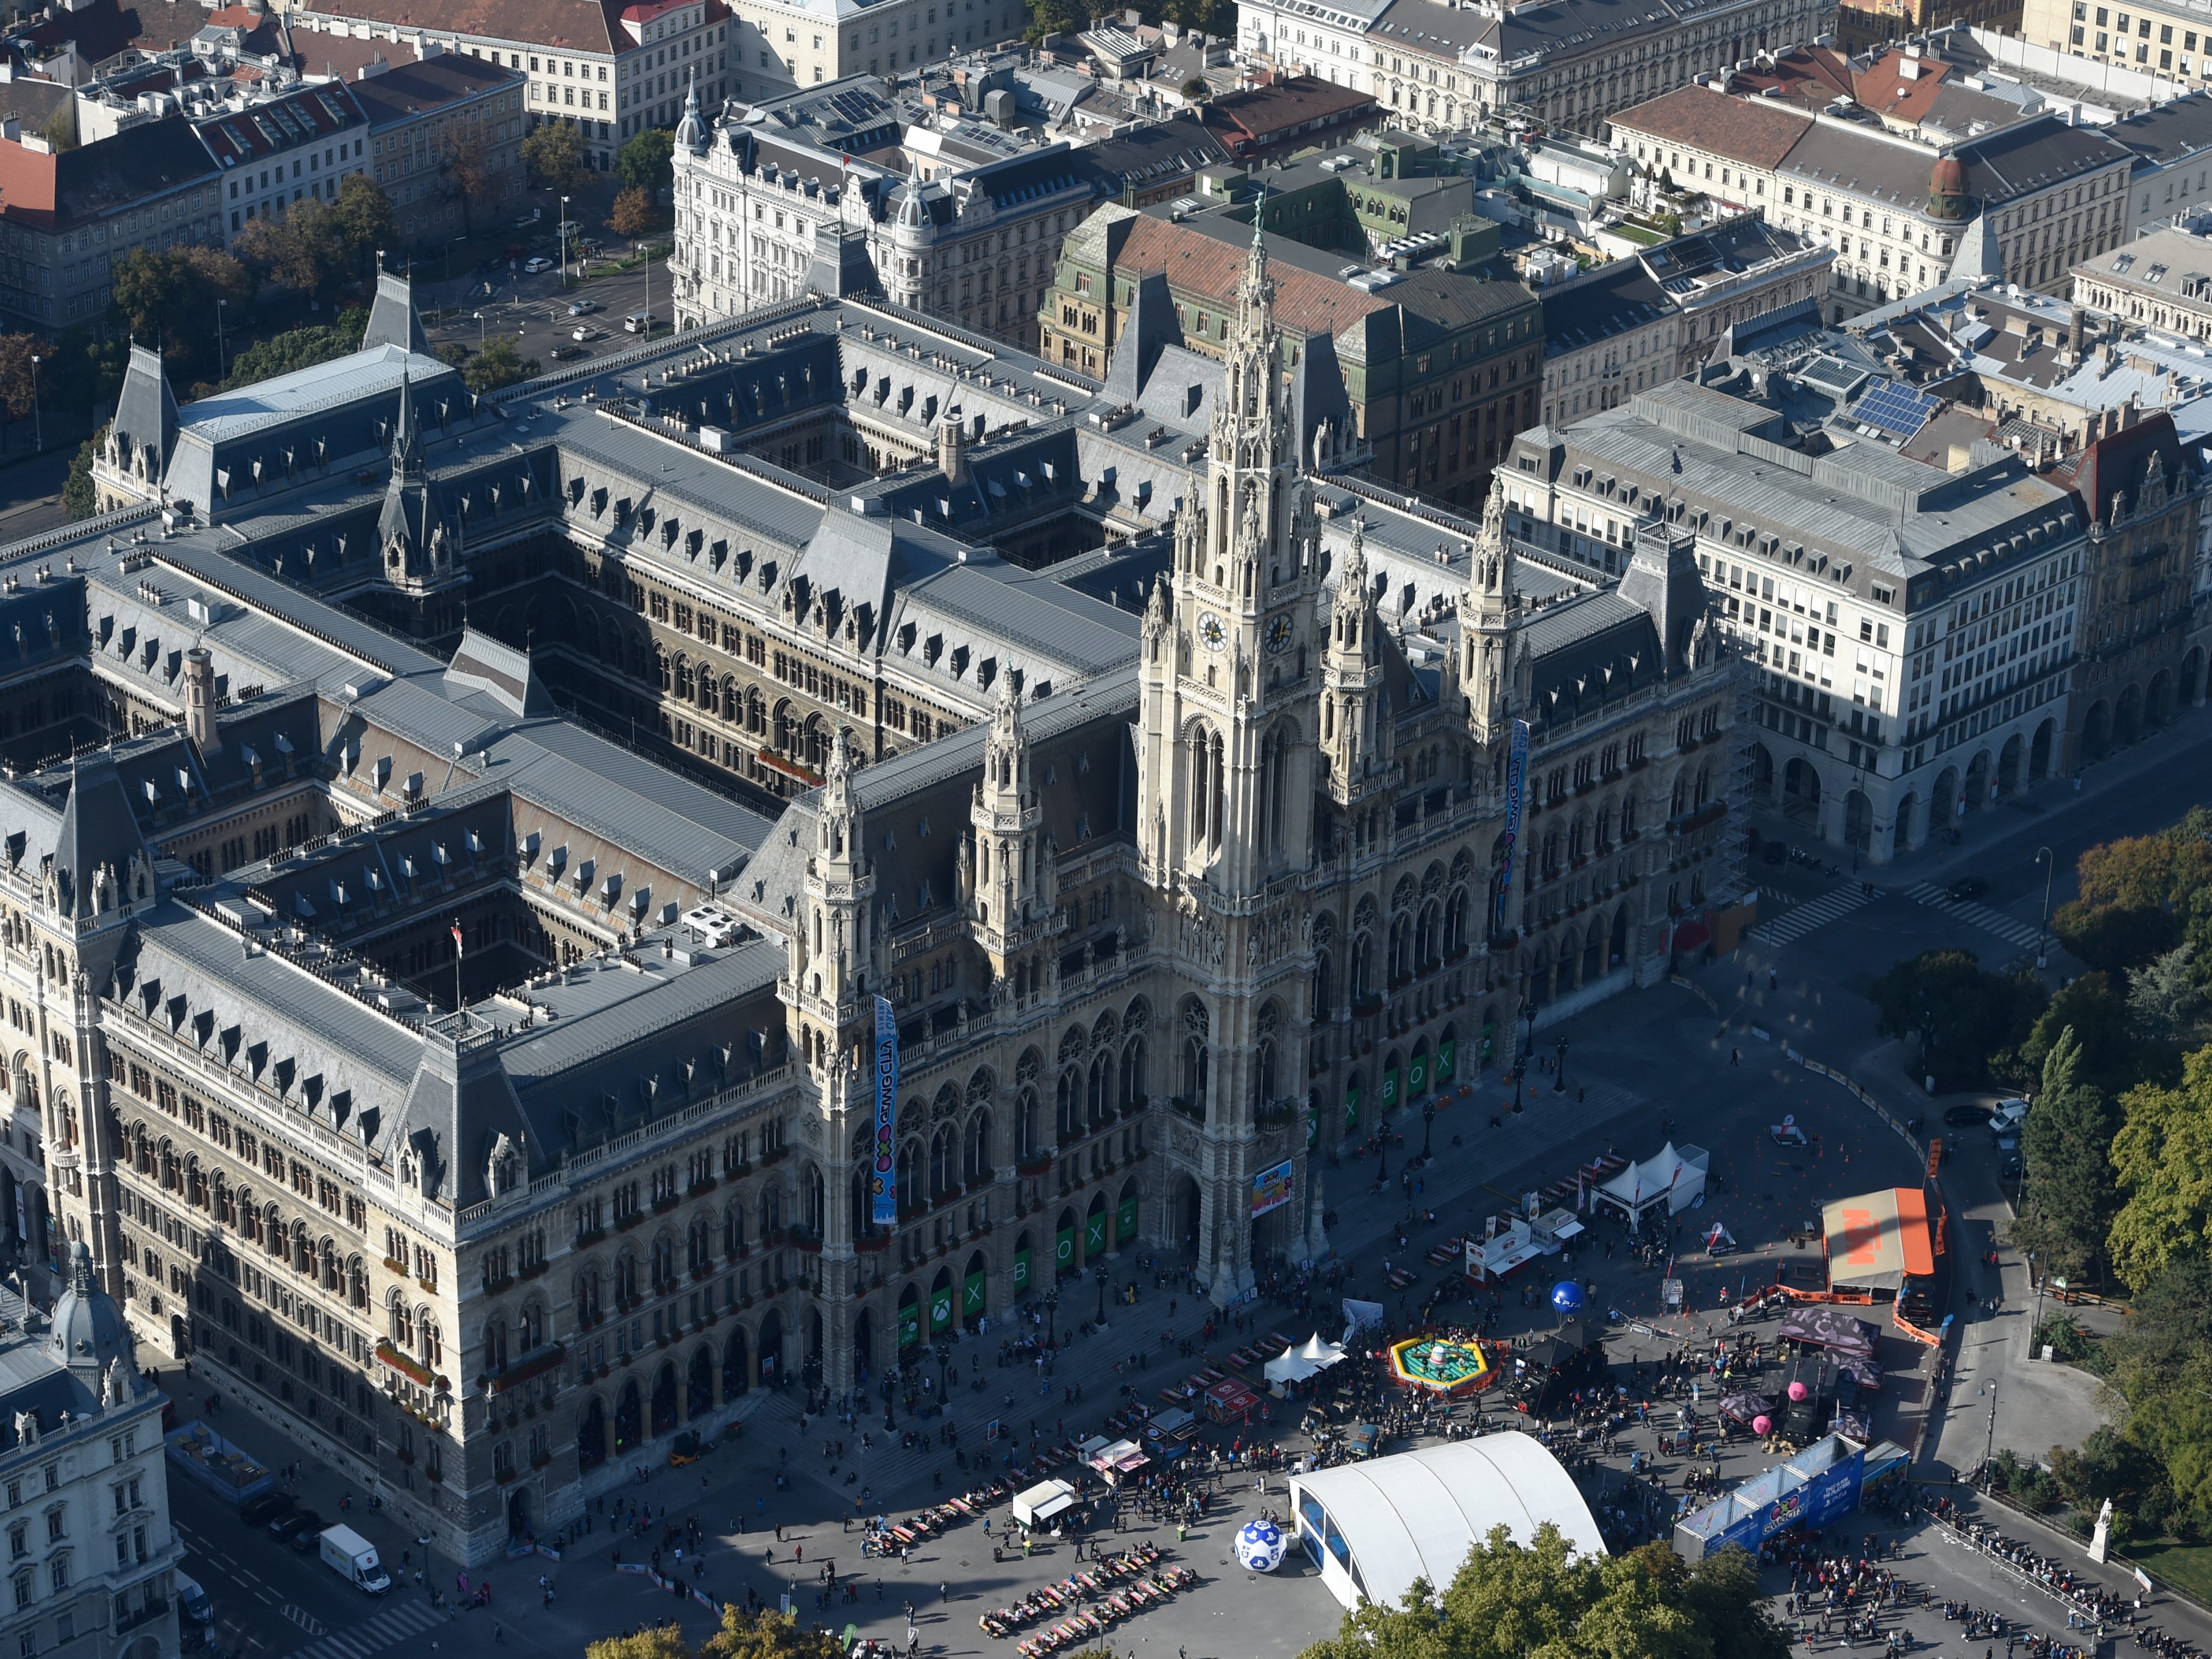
[1198, 613, 1228, 652]
[1264, 614, 1293, 656]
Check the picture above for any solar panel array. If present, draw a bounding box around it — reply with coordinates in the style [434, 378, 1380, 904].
[1850, 380, 1939, 439]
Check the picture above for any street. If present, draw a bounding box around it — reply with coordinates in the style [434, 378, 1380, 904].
[419, 256, 673, 371]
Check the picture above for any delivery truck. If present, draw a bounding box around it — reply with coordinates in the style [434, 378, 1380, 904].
[318, 1525, 391, 1594]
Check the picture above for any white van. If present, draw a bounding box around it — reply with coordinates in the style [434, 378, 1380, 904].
[174, 1572, 213, 1626]
[1990, 1098, 2031, 1147]
[318, 1525, 391, 1594]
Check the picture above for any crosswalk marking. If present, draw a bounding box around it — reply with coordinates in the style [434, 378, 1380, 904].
[1747, 885, 1872, 948]
[1905, 883, 2046, 951]
[282, 1597, 446, 1659]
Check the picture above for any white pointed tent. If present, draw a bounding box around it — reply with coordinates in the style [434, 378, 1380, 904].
[1265, 1332, 1349, 1388]
[1594, 1142, 1709, 1227]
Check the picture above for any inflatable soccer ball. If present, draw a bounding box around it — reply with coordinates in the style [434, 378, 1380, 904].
[1236, 1517, 1287, 1572]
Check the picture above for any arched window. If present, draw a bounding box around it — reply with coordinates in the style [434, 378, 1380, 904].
[1179, 998, 1210, 1112]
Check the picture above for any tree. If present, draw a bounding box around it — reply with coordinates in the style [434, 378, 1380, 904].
[2134, 945, 2208, 1045]
[333, 173, 398, 280]
[62, 426, 104, 520]
[110, 245, 254, 381]
[609, 186, 658, 240]
[219, 313, 369, 390]
[0, 333, 55, 422]
[2011, 1028, 2121, 1284]
[39, 100, 76, 154]
[2017, 972, 2144, 1096]
[617, 127, 675, 197]
[2108, 1045, 2212, 1291]
[439, 144, 497, 239]
[1867, 949, 2046, 1092]
[2054, 900, 2183, 974]
[235, 201, 349, 300]
[461, 335, 538, 393]
[583, 1606, 841, 1659]
[523, 120, 586, 194]
[586, 1630, 689, 1659]
[43, 325, 128, 420]
[1299, 1526, 1790, 1659]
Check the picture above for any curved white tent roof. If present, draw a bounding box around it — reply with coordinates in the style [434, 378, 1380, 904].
[1289, 1435, 1606, 1609]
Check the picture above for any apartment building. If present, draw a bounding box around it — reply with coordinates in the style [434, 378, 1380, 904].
[0, 116, 221, 329]
[668, 74, 1091, 347]
[1540, 216, 1832, 431]
[2024, 0, 2212, 95]
[2071, 221, 2212, 336]
[283, 0, 731, 172]
[1040, 196, 1540, 508]
[0, 1258, 179, 1659]
[723, 0, 1022, 96]
[1508, 375, 2087, 860]
[344, 54, 525, 246]
[1613, 85, 2135, 313]
[1241, 0, 1833, 138]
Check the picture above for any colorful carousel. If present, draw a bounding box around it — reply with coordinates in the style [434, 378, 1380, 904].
[1385, 1333, 1495, 1396]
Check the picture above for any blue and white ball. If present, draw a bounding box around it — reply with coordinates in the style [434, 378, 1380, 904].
[1235, 1517, 1287, 1573]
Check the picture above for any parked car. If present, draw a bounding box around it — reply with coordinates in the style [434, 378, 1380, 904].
[568, 298, 600, 316]
[1990, 1097, 2030, 1149]
[547, 345, 583, 361]
[1942, 1103, 1994, 1127]
[624, 311, 656, 334]
[523, 255, 554, 274]
[319, 1525, 392, 1593]
[1944, 876, 1990, 902]
[175, 1573, 214, 1627]
[240, 1494, 291, 1528]
[269, 1508, 322, 1543]
[572, 325, 599, 342]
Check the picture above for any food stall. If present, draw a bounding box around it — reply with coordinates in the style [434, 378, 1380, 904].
[1464, 1198, 1582, 1284]
[1203, 1375, 1262, 1424]
[1011, 1478, 1078, 1530]
[1078, 1435, 1150, 1485]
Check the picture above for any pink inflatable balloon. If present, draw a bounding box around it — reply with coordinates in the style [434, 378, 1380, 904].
[1787, 1380, 1809, 1402]
[1752, 1415, 1773, 1435]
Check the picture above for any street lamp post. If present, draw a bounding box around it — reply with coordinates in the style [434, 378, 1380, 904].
[2035, 845, 2056, 968]
[1044, 1287, 1059, 1345]
[1094, 1262, 1108, 1324]
[558, 195, 571, 288]
[1981, 1381, 1999, 1489]
[1420, 1102, 1434, 1162]
[473, 311, 486, 348]
[215, 299, 227, 379]
[27, 355, 40, 455]
[1554, 1035, 1568, 1095]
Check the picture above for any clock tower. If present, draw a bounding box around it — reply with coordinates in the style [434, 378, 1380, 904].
[1136, 216, 1325, 1304]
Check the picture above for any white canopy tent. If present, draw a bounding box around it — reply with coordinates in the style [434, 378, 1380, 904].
[1011, 1479, 1077, 1529]
[1264, 1334, 1348, 1390]
[1287, 1437, 1606, 1610]
[1595, 1142, 1709, 1226]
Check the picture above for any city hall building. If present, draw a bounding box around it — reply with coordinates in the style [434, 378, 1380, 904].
[15, 252, 1741, 1565]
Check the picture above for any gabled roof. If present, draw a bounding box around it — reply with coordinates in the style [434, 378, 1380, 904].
[1611, 85, 1812, 169]
[1118, 212, 1391, 341]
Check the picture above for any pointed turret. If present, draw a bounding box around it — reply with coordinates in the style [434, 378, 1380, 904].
[675, 70, 707, 153]
[794, 728, 876, 1077]
[1462, 475, 1521, 747]
[1320, 522, 1384, 805]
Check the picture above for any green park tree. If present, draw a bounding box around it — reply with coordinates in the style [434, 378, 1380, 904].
[333, 174, 399, 279]
[1866, 948, 2045, 1092]
[617, 127, 675, 197]
[2010, 1028, 2121, 1284]
[2108, 1045, 2212, 1291]
[461, 335, 538, 394]
[585, 1605, 842, 1659]
[111, 245, 254, 382]
[62, 425, 104, 519]
[1298, 1526, 1789, 1659]
[523, 121, 586, 194]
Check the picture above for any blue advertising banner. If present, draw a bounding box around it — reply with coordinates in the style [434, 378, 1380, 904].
[1496, 718, 1529, 929]
[870, 996, 898, 1226]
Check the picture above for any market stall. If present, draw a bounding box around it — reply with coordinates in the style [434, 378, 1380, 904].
[1777, 1307, 1880, 1357]
[1012, 1478, 1078, 1530]
[1204, 1376, 1262, 1424]
[1593, 1142, 1709, 1230]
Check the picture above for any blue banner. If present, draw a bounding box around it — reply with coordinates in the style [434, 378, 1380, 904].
[870, 996, 898, 1226]
[1496, 718, 1529, 929]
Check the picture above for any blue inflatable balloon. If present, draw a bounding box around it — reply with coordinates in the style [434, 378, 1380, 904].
[1551, 1280, 1584, 1314]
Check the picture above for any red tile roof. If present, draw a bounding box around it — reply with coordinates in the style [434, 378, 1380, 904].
[1118, 213, 1389, 341]
[296, 0, 721, 56]
[1610, 84, 1813, 169]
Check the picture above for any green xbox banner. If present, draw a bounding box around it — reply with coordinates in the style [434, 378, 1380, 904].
[963, 1269, 986, 1317]
[897, 1300, 920, 1349]
[1013, 1248, 1032, 1291]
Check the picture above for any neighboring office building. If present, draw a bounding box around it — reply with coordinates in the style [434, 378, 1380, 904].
[668, 74, 1092, 346]
[188, 79, 369, 240]
[2049, 410, 2205, 765]
[720, 0, 1020, 98]
[0, 115, 221, 329]
[0, 1248, 179, 1659]
[341, 51, 525, 247]
[2071, 221, 2212, 337]
[1509, 373, 2089, 861]
[1041, 193, 1541, 508]
[2022, 0, 2212, 96]
[1197, 73, 1374, 161]
[1240, 0, 1834, 138]
[1542, 215, 1831, 427]
[1612, 85, 2134, 314]
[2104, 91, 2212, 232]
[283, 0, 732, 173]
